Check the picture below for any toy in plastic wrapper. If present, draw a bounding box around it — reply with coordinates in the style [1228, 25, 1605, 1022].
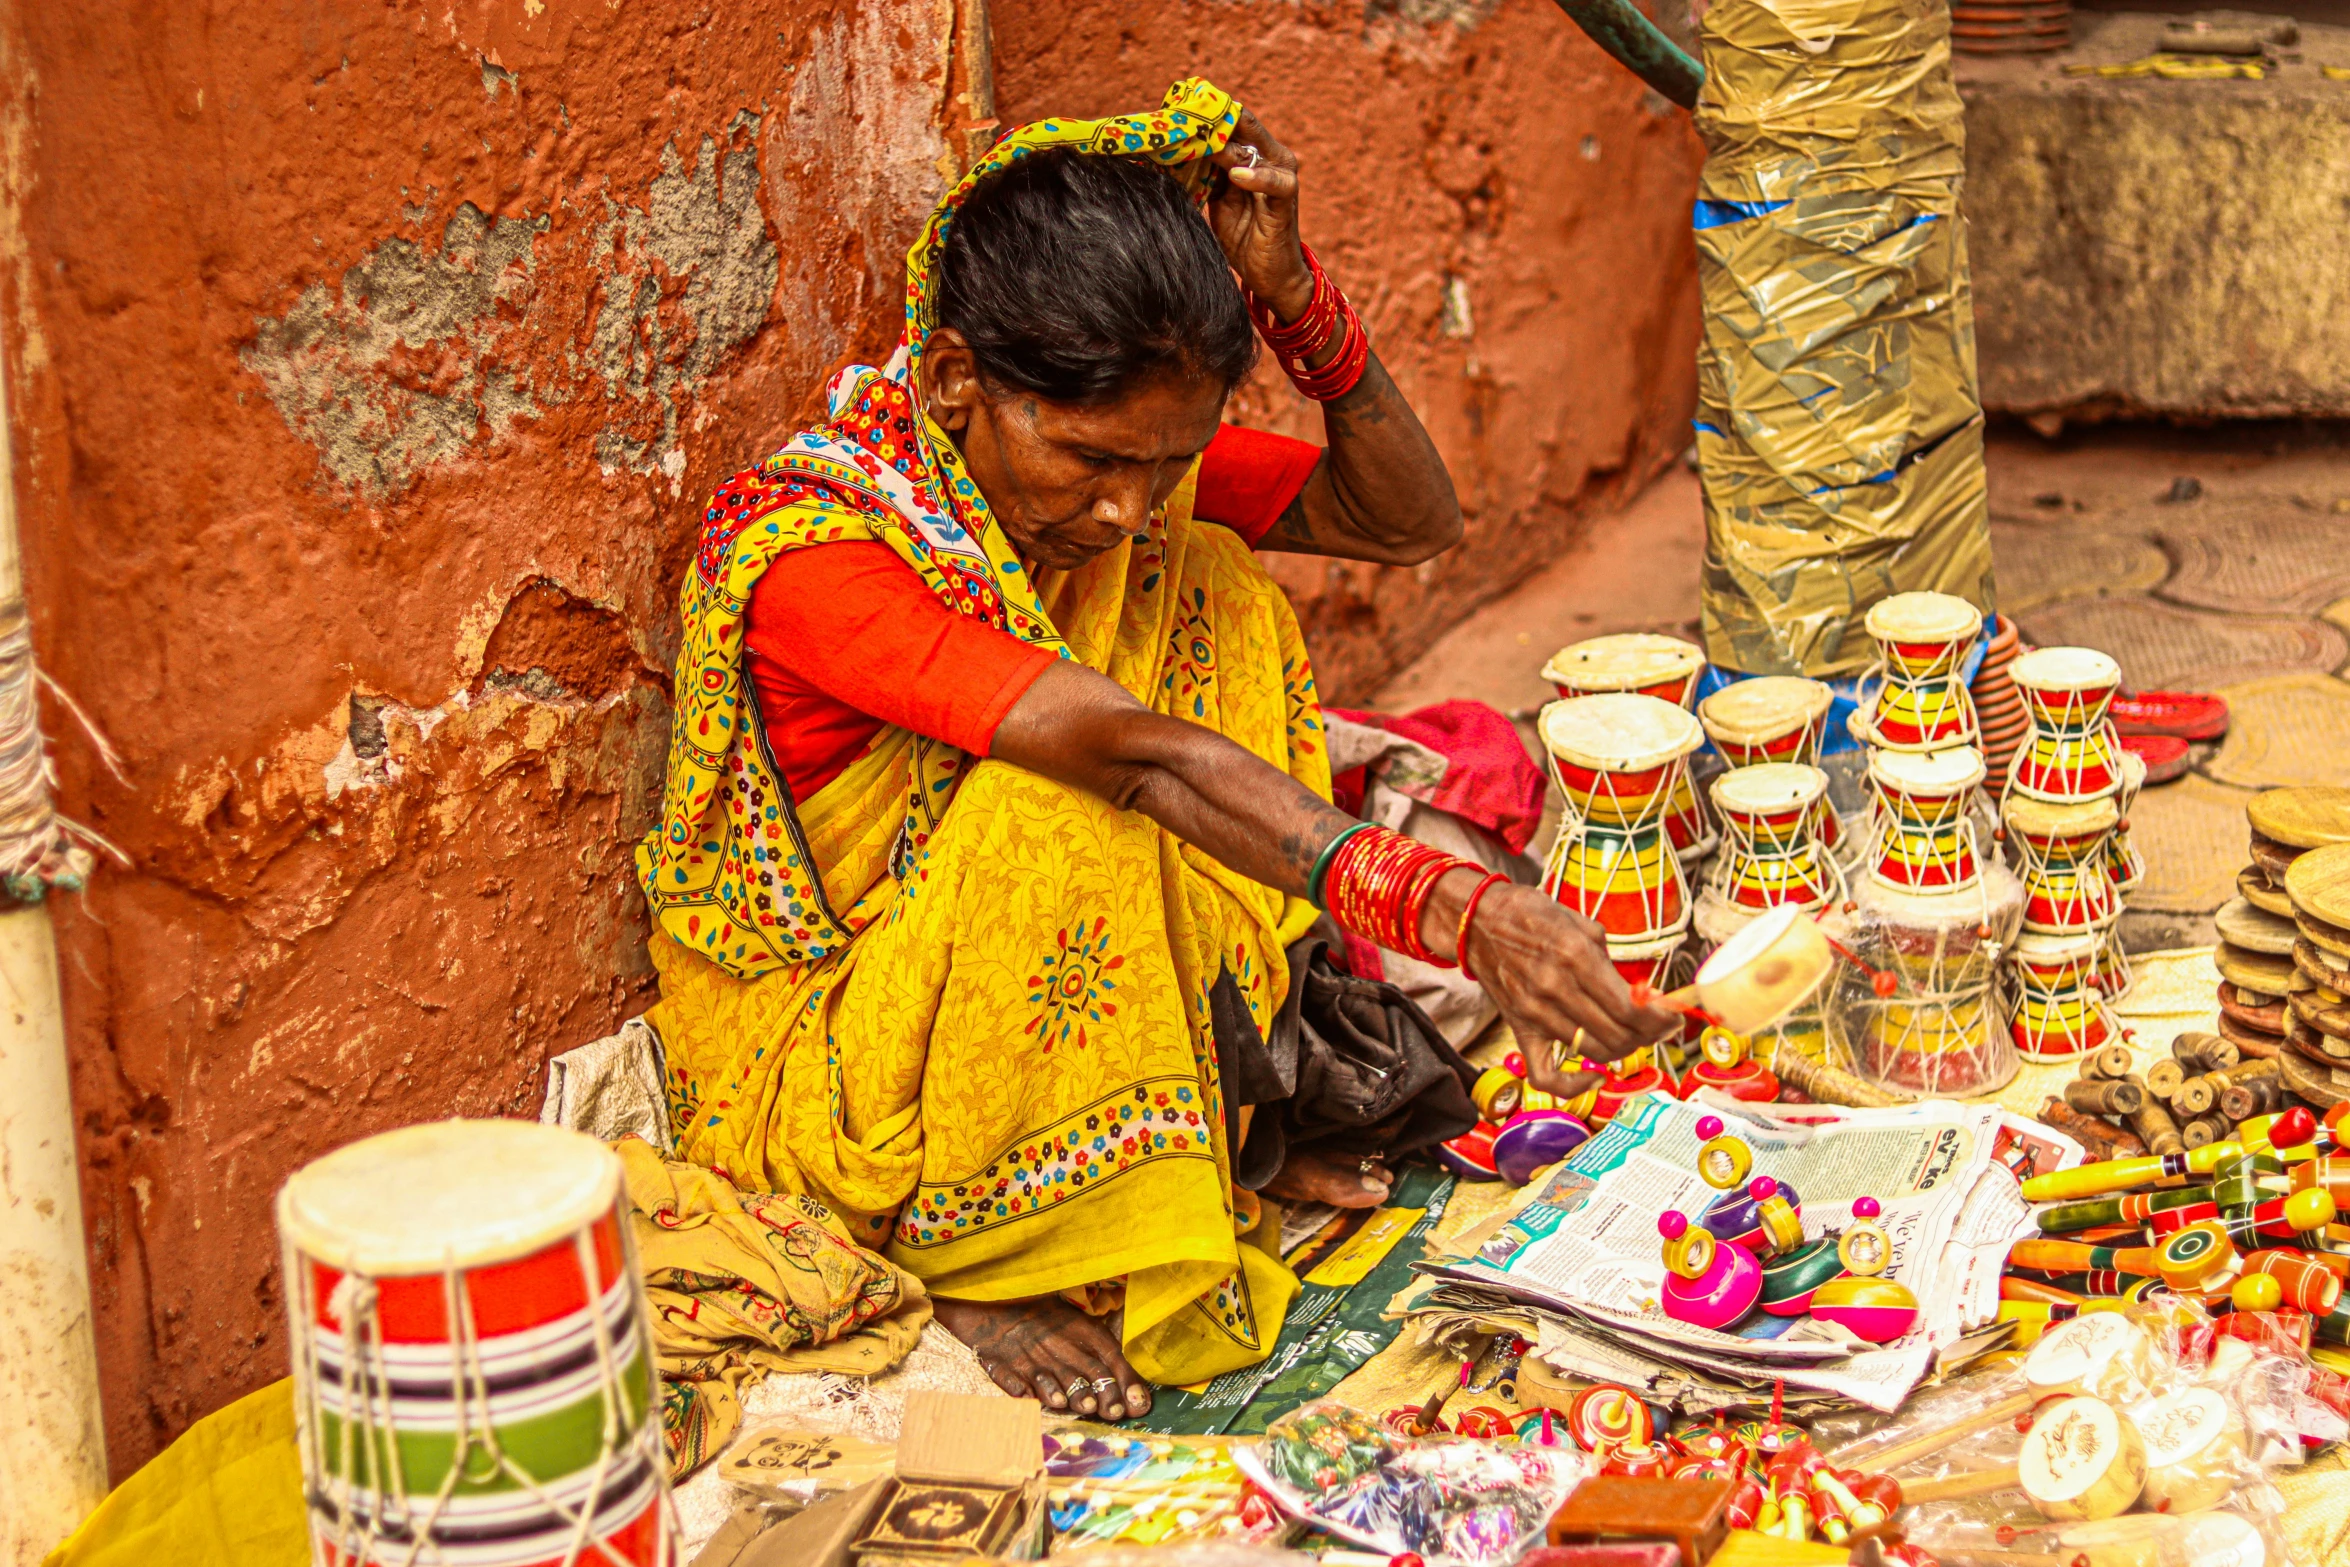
[1240, 1400, 1585, 1567]
[1041, 1430, 1285, 1549]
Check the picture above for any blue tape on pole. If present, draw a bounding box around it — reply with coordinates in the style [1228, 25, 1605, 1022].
[1692, 198, 1791, 230]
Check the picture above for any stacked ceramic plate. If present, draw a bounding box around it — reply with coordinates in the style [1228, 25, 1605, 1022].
[1969, 614, 2028, 795]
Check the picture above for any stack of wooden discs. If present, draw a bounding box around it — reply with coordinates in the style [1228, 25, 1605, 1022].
[1951, 0, 2070, 52]
[1969, 615, 2028, 793]
[2213, 894, 2297, 1059]
[2284, 841, 2350, 1100]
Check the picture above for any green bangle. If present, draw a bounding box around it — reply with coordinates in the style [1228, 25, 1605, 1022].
[1307, 822, 1377, 910]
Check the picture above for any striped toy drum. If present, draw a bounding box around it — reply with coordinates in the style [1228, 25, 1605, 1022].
[1542, 632, 1706, 708]
[1846, 871, 2025, 1098]
[1699, 676, 1841, 855]
[1860, 593, 1981, 752]
[1544, 635, 1712, 862]
[2107, 750, 2147, 894]
[1866, 747, 1986, 894]
[2007, 648, 2123, 803]
[2009, 930, 2115, 1060]
[2094, 923, 2135, 1006]
[1540, 696, 1701, 942]
[279, 1120, 672, 1567]
[2005, 794, 2120, 934]
[1707, 764, 1842, 913]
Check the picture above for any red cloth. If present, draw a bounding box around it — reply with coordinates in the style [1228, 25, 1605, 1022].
[1194, 422, 1321, 546]
[1327, 700, 1549, 856]
[742, 424, 1320, 801]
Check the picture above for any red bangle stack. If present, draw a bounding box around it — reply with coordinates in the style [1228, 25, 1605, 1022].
[1245, 244, 1370, 403]
[1324, 825, 1475, 967]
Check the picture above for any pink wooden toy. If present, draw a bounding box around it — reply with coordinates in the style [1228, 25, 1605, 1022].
[1659, 1209, 1762, 1331]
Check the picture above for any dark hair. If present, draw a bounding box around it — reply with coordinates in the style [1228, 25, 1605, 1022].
[934, 146, 1257, 405]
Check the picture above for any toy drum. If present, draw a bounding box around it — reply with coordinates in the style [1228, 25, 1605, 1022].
[279, 1120, 671, 1567]
[1707, 764, 1843, 912]
[1866, 747, 1986, 894]
[1545, 637, 1712, 861]
[2107, 750, 2147, 894]
[1845, 871, 2025, 1097]
[1699, 677, 1841, 855]
[1540, 696, 1701, 941]
[2009, 930, 2117, 1061]
[2094, 923, 2135, 1006]
[2006, 794, 2120, 934]
[2007, 648, 2124, 803]
[1542, 632, 1705, 708]
[1860, 592, 1981, 752]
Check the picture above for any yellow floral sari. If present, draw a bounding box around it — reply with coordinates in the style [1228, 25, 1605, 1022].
[638, 80, 1326, 1386]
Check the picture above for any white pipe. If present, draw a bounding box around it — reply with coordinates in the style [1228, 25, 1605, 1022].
[0, 279, 108, 1560]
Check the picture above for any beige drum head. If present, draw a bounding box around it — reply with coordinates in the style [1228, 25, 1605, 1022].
[1698, 677, 1834, 748]
[2003, 793, 2120, 840]
[1869, 744, 1986, 798]
[2009, 647, 2122, 694]
[2012, 929, 2103, 966]
[1864, 591, 1980, 646]
[1539, 693, 1704, 773]
[1712, 762, 1827, 818]
[1540, 632, 1704, 694]
[1692, 904, 1834, 1033]
[278, 1119, 623, 1274]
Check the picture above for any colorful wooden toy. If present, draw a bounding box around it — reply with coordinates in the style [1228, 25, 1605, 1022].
[1659, 1210, 1762, 1331]
[1808, 1276, 1919, 1342]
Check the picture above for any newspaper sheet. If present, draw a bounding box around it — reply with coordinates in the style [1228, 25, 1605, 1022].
[1421, 1093, 2049, 1411]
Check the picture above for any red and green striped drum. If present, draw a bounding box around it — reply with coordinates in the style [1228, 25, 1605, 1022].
[2008, 931, 2113, 1060]
[1865, 746, 1985, 894]
[1708, 763, 1841, 913]
[1860, 592, 1981, 752]
[279, 1120, 672, 1567]
[2005, 793, 2119, 934]
[2007, 648, 2123, 803]
[1540, 696, 1701, 942]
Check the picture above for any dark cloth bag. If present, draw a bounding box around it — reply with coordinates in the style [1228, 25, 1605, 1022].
[1217, 934, 1482, 1190]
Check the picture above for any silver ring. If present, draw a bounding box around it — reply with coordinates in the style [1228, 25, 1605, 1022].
[1092, 1377, 1119, 1396]
[1065, 1376, 1091, 1402]
[1359, 1157, 1377, 1173]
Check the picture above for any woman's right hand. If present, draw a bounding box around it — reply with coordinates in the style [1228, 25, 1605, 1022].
[1440, 875, 1684, 1097]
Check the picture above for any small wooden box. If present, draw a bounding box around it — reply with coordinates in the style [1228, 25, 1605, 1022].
[1547, 1476, 1734, 1567]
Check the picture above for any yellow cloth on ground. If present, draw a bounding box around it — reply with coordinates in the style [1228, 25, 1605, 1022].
[639, 77, 1321, 1391]
[43, 1380, 305, 1567]
[620, 1136, 930, 1475]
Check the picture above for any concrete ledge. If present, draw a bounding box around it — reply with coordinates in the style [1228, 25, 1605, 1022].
[1961, 11, 2350, 418]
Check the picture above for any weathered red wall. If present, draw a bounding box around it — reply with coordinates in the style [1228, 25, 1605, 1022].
[0, 0, 1697, 1482]
[991, 0, 1706, 701]
[0, 0, 984, 1476]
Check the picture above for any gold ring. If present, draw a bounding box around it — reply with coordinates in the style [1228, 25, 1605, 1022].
[1697, 1135, 1753, 1192]
[1838, 1221, 1891, 1277]
[1665, 1225, 1717, 1281]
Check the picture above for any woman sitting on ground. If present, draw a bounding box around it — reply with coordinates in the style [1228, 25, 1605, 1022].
[641, 81, 1674, 1423]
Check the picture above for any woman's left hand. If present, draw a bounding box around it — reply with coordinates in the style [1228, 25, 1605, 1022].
[1208, 108, 1314, 322]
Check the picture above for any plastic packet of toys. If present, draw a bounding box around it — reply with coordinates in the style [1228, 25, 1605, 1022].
[1865, 1304, 2318, 1559]
[1041, 1428, 1288, 1551]
[1235, 1400, 1586, 1567]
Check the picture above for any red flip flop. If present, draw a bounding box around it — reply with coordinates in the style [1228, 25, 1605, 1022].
[2121, 731, 2193, 784]
[2111, 689, 2230, 742]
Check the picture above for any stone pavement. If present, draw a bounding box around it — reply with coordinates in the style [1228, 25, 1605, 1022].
[1376, 424, 2350, 951]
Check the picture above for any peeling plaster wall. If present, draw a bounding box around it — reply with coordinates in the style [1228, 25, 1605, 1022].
[0, 0, 973, 1476]
[991, 0, 1707, 701]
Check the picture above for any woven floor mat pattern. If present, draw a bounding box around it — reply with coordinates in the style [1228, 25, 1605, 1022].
[2018, 596, 2348, 691]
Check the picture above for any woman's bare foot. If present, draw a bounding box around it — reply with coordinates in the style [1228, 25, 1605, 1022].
[1261, 1150, 1392, 1209]
[933, 1296, 1153, 1421]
